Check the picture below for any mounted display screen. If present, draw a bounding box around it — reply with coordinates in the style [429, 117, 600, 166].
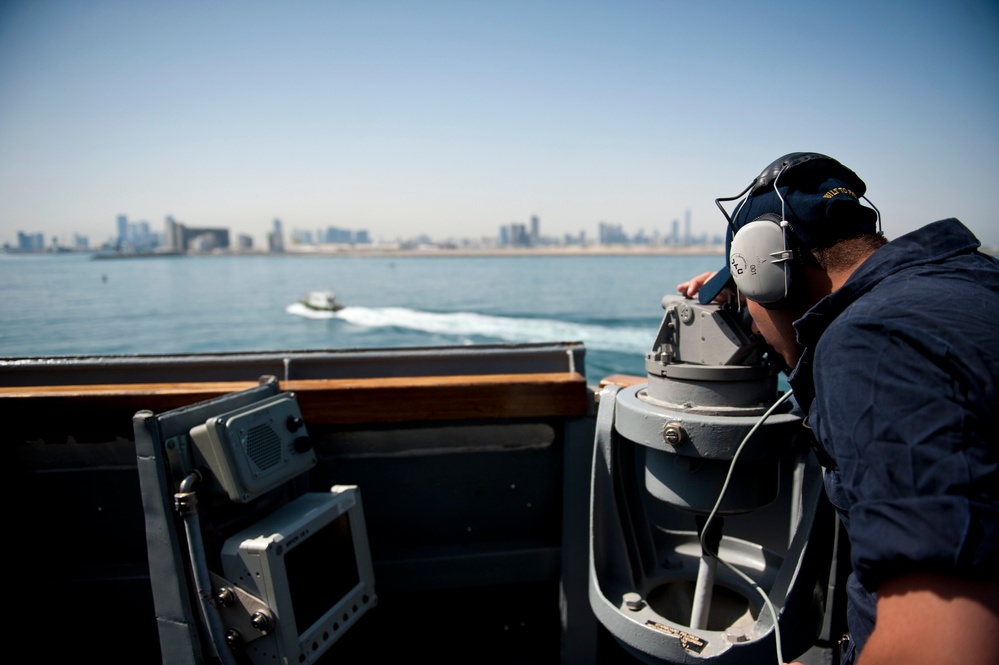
[285, 511, 360, 635]
[222, 486, 376, 665]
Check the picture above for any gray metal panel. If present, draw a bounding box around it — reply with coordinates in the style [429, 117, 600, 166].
[560, 415, 600, 665]
[1, 342, 586, 386]
[134, 382, 281, 665]
[134, 410, 203, 665]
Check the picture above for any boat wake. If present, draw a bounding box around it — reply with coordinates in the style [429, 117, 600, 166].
[285, 303, 338, 319]
[313, 306, 654, 354]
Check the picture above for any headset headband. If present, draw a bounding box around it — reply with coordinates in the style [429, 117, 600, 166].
[748, 153, 828, 195]
[715, 153, 829, 234]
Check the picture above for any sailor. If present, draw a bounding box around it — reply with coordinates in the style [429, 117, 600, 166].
[679, 153, 999, 665]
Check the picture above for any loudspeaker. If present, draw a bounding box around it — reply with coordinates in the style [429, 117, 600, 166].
[729, 212, 796, 305]
[189, 392, 317, 503]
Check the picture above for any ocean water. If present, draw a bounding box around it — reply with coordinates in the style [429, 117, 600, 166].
[0, 251, 721, 379]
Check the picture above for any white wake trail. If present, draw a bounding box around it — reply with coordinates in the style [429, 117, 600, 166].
[326, 306, 654, 354]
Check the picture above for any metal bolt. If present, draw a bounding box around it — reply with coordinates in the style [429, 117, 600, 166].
[225, 629, 243, 649]
[623, 592, 645, 612]
[251, 611, 274, 633]
[725, 628, 748, 643]
[662, 422, 686, 446]
[216, 587, 235, 607]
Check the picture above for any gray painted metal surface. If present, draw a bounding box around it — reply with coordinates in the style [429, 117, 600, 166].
[7, 332, 843, 664]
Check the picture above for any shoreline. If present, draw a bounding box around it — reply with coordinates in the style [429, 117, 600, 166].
[16, 243, 998, 259]
[78, 244, 726, 260]
[275, 244, 725, 258]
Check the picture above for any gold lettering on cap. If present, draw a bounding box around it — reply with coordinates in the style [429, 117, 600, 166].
[823, 187, 857, 199]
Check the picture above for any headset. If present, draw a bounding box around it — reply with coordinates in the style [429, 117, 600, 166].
[715, 153, 881, 308]
[730, 216, 796, 306]
[721, 161, 799, 307]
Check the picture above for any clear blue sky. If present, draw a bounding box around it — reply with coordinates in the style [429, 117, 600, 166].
[2, 0, 997, 248]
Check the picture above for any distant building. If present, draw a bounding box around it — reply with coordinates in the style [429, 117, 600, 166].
[117, 214, 128, 247]
[509, 223, 529, 247]
[316, 225, 371, 245]
[162, 215, 229, 253]
[113, 217, 158, 252]
[323, 226, 352, 244]
[499, 220, 534, 247]
[164, 216, 180, 251]
[17, 231, 45, 252]
[598, 222, 628, 244]
[189, 233, 217, 253]
[293, 229, 312, 244]
[135, 221, 153, 248]
[200, 228, 230, 250]
[237, 234, 253, 251]
[268, 219, 284, 253]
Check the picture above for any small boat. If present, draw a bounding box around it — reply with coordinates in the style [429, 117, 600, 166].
[300, 289, 343, 312]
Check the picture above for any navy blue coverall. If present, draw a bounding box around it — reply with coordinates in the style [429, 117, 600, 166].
[788, 218, 999, 661]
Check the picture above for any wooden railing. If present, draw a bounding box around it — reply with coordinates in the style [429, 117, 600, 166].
[0, 372, 591, 428]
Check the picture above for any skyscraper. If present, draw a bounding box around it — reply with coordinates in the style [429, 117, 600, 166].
[268, 219, 285, 253]
[164, 216, 180, 251]
[117, 215, 128, 247]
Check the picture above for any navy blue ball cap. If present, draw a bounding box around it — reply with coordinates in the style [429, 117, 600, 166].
[698, 152, 879, 305]
[733, 152, 878, 247]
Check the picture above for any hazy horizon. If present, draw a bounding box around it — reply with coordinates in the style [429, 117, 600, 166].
[2, 0, 997, 249]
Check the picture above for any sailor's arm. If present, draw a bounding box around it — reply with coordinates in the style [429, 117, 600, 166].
[857, 572, 999, 665]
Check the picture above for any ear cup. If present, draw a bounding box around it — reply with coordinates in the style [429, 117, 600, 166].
[729, 215, 792, 304]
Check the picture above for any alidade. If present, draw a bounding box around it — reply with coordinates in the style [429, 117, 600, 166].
[589, 296, 835, 663]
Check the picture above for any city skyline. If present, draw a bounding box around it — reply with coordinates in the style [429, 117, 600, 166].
[2, 2, 997, 249]
[5, 208, 723, 253]
[5, 191, 714, 250]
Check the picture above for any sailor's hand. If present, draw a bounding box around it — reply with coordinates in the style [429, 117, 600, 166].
[677, 271, 717, 299]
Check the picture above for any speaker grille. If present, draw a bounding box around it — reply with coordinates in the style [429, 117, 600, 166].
[245, 424, 282, 470]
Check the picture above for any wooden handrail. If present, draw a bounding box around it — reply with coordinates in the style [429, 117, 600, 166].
[597, 374, 646, 388]
[0, 372, 590, 425]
